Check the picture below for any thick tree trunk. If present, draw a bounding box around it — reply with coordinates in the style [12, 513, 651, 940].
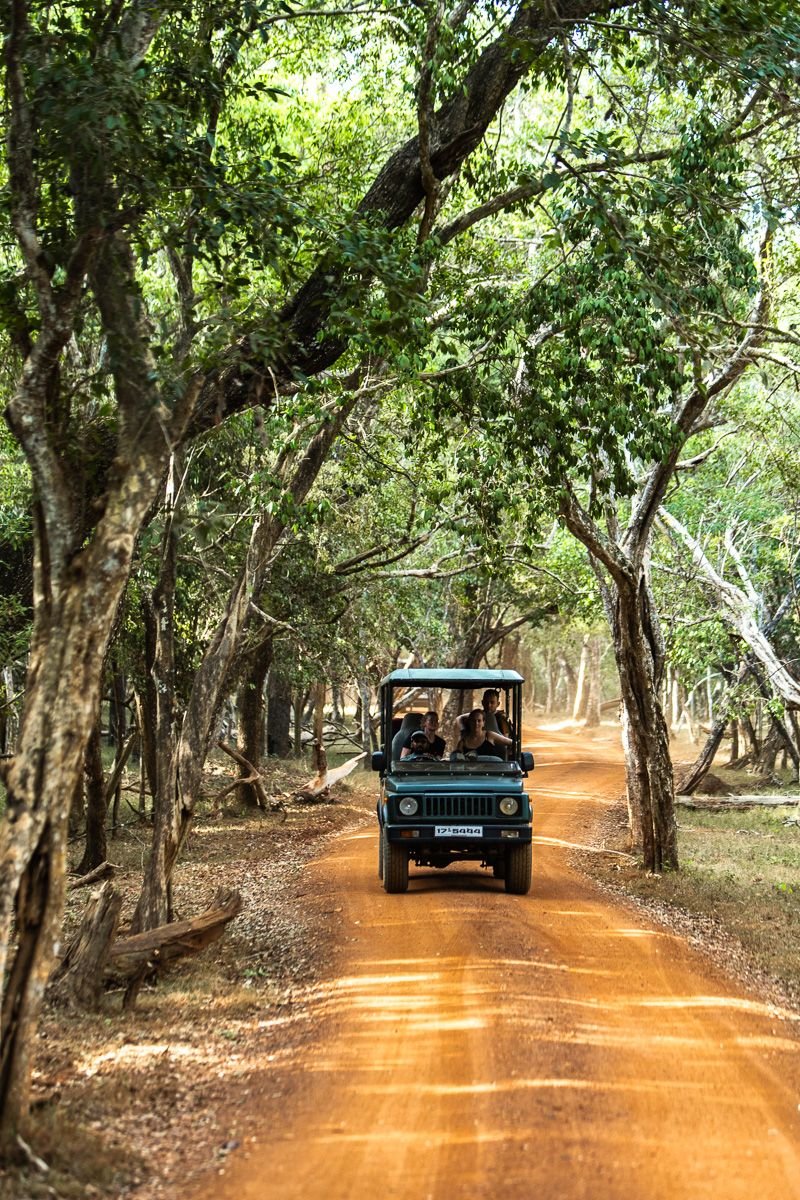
[606, 575, 677, 872]
[0, 472, 165, 1147]
[236, 637, 273, 808]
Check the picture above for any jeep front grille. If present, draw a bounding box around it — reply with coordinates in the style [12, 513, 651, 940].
[422, 794, 495, 819]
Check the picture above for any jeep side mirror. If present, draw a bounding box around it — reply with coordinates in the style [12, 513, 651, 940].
[371, 750, 385, 773]
[521, 751, 534, 773]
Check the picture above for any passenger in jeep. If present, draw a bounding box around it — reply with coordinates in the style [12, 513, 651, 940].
[401, 711, 445, 759]
[405, 730, 438, 760]
[482, 689, 514, 739]
[453, 709, 511, 758]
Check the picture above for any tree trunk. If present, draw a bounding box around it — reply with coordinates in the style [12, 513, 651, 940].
[358, 675, 372, 756]
[728, 719, 739, 764]
[572, 635, 589, 721]
[584, 637, 602, 728]
[236, 637, 273, 807]
[267, 670, 292, 757]
[0, 438, 180, 1147]
[610, 576, 677, 872]
[293, 688, 307, 755]
[676, 715, 728, 794]
[77, 719, 108, 875]
[544, 648, 556, 714]
[51, 881, 122, 1010]
[557, 654, 577, 715]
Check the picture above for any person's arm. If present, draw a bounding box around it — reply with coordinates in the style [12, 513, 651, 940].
[486, 728, 512, 747]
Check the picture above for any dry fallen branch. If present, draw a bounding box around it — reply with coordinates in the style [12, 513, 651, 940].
[68, 861, 118, 890]
[216, 739, 284, 810]
[293, 747, 366, 803]
[109, 888, 242, 979]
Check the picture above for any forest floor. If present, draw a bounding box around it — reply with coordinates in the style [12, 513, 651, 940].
[1, 729, 799, 1199]
[0, 754, 377, 1200]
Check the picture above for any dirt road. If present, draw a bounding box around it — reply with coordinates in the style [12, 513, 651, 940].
[192, 728, 800, 1199]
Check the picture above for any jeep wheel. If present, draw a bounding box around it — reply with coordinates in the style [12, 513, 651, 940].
[504, 842, 532, 895]
[382, 827, 409, 893]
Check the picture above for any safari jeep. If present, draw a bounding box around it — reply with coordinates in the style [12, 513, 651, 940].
[372, 668, 534, 894]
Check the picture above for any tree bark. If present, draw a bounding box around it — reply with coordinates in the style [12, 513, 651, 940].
[51, 881, 122, 1010]
[572, 635, 589, 722]
[77, 718, 108, 875]
[267, 670, 292, 757]
[606, 573, 678, 872]
[584, 637, 602, 728]
[236, 637, 273, 807]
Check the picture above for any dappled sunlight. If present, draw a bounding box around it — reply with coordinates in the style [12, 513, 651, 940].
[75, 1036, 268, 1080]
[609, 927, 664, 938]
[350, 1075, 717, 1099]
[734, 1034, 800, 1052]
[637, 996, 800, 1021]
[543, 909, 596, 917]
[330, 971, 444, 989]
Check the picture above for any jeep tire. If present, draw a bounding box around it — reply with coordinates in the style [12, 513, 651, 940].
[382, 826, 409, 893]
[504, 842, 532, 895]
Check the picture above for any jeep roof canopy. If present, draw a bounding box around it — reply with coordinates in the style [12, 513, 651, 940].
[380, 668, 524, 688]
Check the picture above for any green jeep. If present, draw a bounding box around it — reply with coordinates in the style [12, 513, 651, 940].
[372, 668, 534, 894]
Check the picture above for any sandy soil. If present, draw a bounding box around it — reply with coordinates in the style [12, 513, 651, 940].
[184, 727, 800, 1200]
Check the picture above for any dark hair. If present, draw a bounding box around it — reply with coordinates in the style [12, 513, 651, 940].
[423, 710, 438, 722]
[482, 689, 499, 702]
[410, 730, 427, 744]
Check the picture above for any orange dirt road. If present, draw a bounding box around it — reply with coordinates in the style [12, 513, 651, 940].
[193, 729, 800, 1199]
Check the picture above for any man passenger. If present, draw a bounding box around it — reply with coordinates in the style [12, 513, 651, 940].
[482, 689, 513, 741]
[401, 711, 445, 759]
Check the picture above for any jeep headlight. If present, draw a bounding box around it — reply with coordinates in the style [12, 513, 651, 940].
[499, 797, 519, 816]
[399, 797, 419, 817]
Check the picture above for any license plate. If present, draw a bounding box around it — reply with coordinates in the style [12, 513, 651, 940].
[435, 825, 483, 838]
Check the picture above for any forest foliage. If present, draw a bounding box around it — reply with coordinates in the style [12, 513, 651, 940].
[2, 0, 800, 1157]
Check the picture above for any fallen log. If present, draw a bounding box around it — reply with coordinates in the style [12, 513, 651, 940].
[109, 888, 242, 979]
[294, 747, 366, 803]
[676, 794, 798, 810]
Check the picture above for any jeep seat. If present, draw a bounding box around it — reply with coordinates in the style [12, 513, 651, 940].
[392, 712, 422, 762]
